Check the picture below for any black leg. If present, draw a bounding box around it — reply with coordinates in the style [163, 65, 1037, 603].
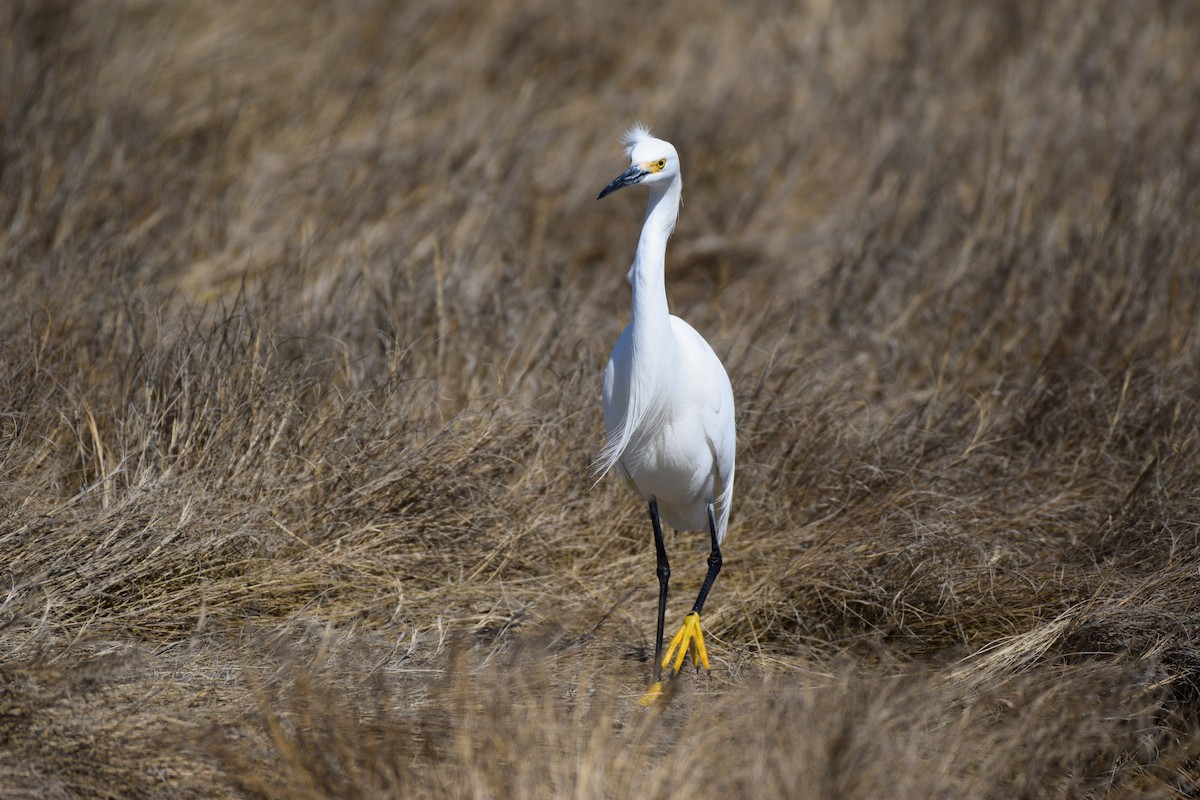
[649, 498, 670, 683]
[690, 500, 723, 615]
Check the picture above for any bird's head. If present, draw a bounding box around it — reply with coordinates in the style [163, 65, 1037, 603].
[597, 123, 680, 200]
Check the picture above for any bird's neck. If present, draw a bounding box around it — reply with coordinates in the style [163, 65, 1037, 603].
[629, 178, 681, 337]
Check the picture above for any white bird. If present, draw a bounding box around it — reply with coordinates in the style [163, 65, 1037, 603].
[595, 124, 735, 703]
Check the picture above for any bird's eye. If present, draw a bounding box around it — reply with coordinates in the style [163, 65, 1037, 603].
[655, 159, 667, 170]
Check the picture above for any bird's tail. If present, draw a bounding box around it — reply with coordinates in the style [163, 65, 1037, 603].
[714, 466, 734, 545]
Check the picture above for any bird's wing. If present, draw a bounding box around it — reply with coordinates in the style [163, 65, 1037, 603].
[596, 324, 634, 481]
[668, 317, 736, 539]
[667, 316, 734, 425]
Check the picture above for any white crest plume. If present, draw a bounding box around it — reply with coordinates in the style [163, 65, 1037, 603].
[622, 122, 653, 158]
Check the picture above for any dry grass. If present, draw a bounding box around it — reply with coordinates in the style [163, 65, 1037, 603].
[3, 0, 1200, 796]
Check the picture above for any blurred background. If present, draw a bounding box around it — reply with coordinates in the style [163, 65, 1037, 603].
[3, 1, 1200, 797]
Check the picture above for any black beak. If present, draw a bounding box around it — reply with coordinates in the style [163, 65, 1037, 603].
[597, 166, 647, 200]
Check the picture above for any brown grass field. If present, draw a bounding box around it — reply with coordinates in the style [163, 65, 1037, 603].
[3, 0, 1200, 796]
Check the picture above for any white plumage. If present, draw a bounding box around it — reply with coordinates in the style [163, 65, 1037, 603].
[600, 316, 734, 537]
[595, 124, 736, 701]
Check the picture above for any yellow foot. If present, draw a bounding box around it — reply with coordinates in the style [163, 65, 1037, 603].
[638, 681, 664, 706]
[662, 611, 710, 675]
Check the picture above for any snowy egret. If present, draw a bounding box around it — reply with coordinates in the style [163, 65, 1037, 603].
[595, 124, 736, 704]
